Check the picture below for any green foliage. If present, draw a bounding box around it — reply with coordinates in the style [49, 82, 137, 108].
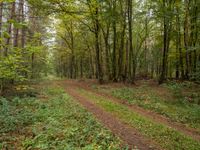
[99, 85, 200, 131]
[0, 50, 28, 82]
[163, 82, 183, 99]
[191, 61, 200, 82]
[78, 89, 200, 150]
[0, 86, 122, 149]
[0, 33, 50, 93]
[0, 97, 37, 133]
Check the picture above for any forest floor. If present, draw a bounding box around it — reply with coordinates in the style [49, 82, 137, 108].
[57, 79, 200, 150]
[1, 79, 200, 149]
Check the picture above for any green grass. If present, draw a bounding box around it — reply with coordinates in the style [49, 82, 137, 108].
[77, 88, 200, 150]
[97, 84, 200, 131]
[0, 86, 123, 149]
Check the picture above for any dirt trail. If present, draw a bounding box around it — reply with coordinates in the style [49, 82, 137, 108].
[63, 80, 200, 142]
[58, 81, 161, 150]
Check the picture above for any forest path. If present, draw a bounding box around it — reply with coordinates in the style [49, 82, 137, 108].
[59, 80, 200, 142]
[56, 80, 161, 150]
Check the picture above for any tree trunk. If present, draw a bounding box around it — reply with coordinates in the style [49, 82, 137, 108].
[128, 0, 134, 83]
[159, 0, 168, 84]
[0, 2, 3, 56]
[176, 6, 184, 80]
[79, 57, 82, 78]
[95, 7, 103, 83]
[144, 16, 148, 77]
[0, 2, 3, 39]
[112, 0, 117, 82]
[5, 2, 16, 56]
[13, 2, 21, 47]
[118, 0, 127, 81]
[103, 25, 111, 80]
[20, 0, 26, 49]
[184, 0, 190, 79]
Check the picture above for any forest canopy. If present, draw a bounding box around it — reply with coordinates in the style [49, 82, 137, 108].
[0, 0, 200, 92]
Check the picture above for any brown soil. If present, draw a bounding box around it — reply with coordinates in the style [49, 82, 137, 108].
[61, 80, 200, 142]
[58, 80, 161, 150]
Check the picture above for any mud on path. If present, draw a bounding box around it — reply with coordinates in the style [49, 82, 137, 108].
[57, 80, 161, 150]
[61, 80, 200, 142]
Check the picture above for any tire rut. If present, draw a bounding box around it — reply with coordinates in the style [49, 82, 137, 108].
[59, 82, 161, 150]
[64, 80, 200, 142]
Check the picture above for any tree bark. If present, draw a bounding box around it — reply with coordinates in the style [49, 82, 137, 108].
[118, 0, 127, 81]
[159, 0, 168, 84]
[176, 5, 184, 79]
[5, 2, 16, 56]
[0, 2, 3, 38]
[128, 0, 135, 83]
[112, 0, 117, 82]
[0, 2, 3, 56]
[95, 7, 103, 83]
[20, 0, 26, 49]
[184, 0, 191, 79]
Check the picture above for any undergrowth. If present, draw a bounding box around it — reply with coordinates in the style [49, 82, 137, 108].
[104, 84, 200, 131]
[0, 86, 123, 149]
[78, 88, 200, 150]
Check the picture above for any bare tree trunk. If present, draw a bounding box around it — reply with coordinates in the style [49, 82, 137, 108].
[176, 5, 184, 80]
[102, 25, 111, 80]
[111, 0, 117, 82]
[80, 57, 83, 78]
[20, 0, 26, 48]
[31, 53, 35, 78]
[184, 0, 191, 79]
[0, 2, 3, 38]
[144, 16, 148, 77]
[0, 2, 3, 56]
[159, 0, 168, 84]
[175, 26, 179, 79]
[124, 39, 129, 82]
[14, 2, 21, 47]
[118, 0, 127, 81]
[95, 7, 103, 83]
[190, 0, 198, 74]
[5, 2, 16, 56]
[128, 0, 135, 83]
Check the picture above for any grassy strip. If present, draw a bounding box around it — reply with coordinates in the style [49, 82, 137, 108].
[0, 86, 124, 149]
[78, 88, 200, 150]
[100, 86, 200, 131]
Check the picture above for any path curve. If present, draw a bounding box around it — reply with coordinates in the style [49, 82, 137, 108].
[63, 80, 200, 142]
[59, 81, 161, 150]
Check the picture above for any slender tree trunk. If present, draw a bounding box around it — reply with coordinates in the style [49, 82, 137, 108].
[175, 27, 179, 79]
[103, 26, 111, 80]
[5, 2, 16, 56]
[190, 0, 198, 74]
[176, 5, 184, 80]
[124, 39, 129, 82]
[80, 57, 83, 78]
[144, 16, 148, 77]
[159, 0, 168, 84]
[128, 0, 134, 83]
[184, 0, 190, 79]
[88, 45, 94, 78]
[70, 22, 75, 79]
[118, 0, 127, 81]
[31, 53, 35, 78]
[112, 0, 117, 82]
[14, 2, 21, 47]
[0, 2, 3, 39]
[95, 7, 103, 83]
[0, 2, 3, 56]
[20, 0, 25, 49]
